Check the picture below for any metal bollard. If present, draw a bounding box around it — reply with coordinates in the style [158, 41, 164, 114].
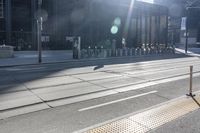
[115, 49, 118, 57]
[120, 49, 123, 56]
[130, 48, 133, 56]
[122, 49, 127, 56]
[103, 49, 107, 58]
[127, 48, 130, 56]
[134, 48, 137, 56]
[100, 49, 104, 58]
[187, 66, 195, 97]
[139, 48, 142, 56]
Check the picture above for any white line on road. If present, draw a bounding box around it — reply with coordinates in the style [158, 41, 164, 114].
[78, 90, 158, 112]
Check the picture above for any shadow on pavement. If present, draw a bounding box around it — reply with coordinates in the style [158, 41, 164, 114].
[192, 97, 200, 107]
[0, 54, 190, 93]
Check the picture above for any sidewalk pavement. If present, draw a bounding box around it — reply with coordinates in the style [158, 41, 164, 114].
[0, 50, 73, 67]
[150, 109, 200, 133]
[76, 92, 200, 133]
[176, 47, 200, 57]
[0, 50, 186, 67]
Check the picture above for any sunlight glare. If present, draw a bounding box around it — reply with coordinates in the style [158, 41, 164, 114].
[139, 0, 154, 3]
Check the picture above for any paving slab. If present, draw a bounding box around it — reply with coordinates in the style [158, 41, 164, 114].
[0, 91, 34, 101]
[14, 72, 67, 83]
[77, 92, 200, 133]
[24, 76, 81, 89]
[140, 76, 200, 100]
[90, 76, 147, 89]
[131, 68, 189, 81]
[62, 67, 97, 75]
[72, 72, 121, 81]
[0, 103, 50, 120]
[150, 110, 200, 133]
[47, 90, 118, 107]
[32, 82, 99, 94]
[0, 84, 28, 93]
[33, 82, 108, 101]
[0, 91, 43, 111]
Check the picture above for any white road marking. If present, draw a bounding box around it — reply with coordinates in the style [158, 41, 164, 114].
[78, 90, 158, 112]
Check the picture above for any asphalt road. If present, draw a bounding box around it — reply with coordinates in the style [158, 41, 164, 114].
[0, 55, 200, 133]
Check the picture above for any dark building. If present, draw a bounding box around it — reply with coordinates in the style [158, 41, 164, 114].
[155, 0, 200, 45]
[0, 0, 169, 50]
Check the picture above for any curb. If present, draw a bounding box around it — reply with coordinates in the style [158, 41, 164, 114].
[0, 54, 187, 68]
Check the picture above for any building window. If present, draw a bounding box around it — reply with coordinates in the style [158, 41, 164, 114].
[0, 0, 3, 18]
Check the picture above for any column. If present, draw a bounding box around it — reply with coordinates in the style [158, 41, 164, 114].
[165, 12, 169, 47]
[149, 14, 152, 45]
[135, 11, 139, 47]
[139, 10, 142, 46]
[158, 12, 161, 46]
[31, 0, 37, 49]
[145, 12, 148, 46]
[5, 0, 11, 45]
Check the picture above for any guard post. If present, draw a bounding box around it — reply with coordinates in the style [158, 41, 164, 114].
[187, 66, 195, 97]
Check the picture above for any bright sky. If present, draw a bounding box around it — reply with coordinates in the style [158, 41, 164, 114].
[139, 0, 154, 3]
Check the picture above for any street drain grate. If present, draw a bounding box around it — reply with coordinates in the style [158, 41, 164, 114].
[81, 94, 200, 133]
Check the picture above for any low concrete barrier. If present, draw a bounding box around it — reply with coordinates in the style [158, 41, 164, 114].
[0, 45, 14, 58]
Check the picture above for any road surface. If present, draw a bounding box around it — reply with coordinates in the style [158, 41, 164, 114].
[0, 55, 200, 133]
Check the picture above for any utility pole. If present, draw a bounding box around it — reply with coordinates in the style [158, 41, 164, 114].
[37, 0, 42, 63]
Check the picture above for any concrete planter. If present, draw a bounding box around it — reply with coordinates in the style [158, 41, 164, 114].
[0, 45, 14, 58]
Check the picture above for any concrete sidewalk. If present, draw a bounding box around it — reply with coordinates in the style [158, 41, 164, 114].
[176, 47, 200, 57]
[1, 56, 200, 133]
[0, 50, 186, 67]
[0, 56, 199, 120]
[0, 50, 73, 67]
[76, 92, 200, 133]
[150, 109, 200, 133]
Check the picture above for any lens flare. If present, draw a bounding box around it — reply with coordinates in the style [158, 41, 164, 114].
[111, 25, 119, 34]
[114, 17, 121, 26]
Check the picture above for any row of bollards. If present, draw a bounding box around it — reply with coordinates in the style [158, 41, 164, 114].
[80, 47, 175, 59]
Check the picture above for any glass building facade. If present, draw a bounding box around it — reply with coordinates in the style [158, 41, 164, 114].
[0, 0, 168, 50]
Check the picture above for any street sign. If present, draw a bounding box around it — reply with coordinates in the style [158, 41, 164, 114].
[0, 0, 3, 18]
[181, 17, 187, 30]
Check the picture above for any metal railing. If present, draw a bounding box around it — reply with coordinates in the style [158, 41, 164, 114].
[79, 46, 175, 59]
